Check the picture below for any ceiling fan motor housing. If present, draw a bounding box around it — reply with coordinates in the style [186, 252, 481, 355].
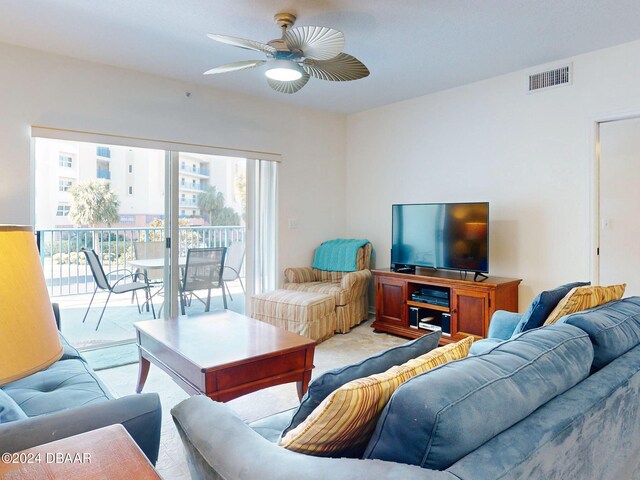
[271, 49, 302, 60]
[274, 13, 296, 28]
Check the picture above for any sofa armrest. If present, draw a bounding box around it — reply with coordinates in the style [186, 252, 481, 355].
[284, 267, 316, 284]
[0, 393, 162, 465]
[341, 269, 372, 295]
[171, 396, 455, 480]
[487, 310, 523, 340]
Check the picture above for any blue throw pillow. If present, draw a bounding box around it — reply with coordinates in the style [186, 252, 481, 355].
[281, 331, 441, 436]
[513, 281, 590, 334]
[0, 390, 27, 424]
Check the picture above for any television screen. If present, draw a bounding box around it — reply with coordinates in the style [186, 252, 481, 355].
[391, 202, 489, 273]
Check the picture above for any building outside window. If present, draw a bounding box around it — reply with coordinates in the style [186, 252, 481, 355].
[96, 146, 111, 158]
[128, 186, 133, 195]
[56, 204, 70, 216]
[58, 153, 73, 168]
[58, 179, 73, 192]
[128, 164, 133, 173]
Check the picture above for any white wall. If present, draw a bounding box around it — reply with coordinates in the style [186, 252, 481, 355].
[0, 43, 346, 278]
[346, 40, 640, 309]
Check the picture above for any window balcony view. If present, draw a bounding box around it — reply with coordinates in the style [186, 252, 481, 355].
[35, 138, 247, 352]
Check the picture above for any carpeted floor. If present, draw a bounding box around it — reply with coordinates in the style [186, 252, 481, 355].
[96, 316, 407, 479]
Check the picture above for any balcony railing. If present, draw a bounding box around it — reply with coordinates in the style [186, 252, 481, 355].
[37, 226, 245, 296]
[179, 165, 210, 176]
[179, 183, 206, 192]
[179, 199, 198, 206]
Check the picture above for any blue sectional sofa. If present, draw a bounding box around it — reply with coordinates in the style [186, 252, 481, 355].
[171, 296, 640, 479]
[0, 306, 162, 464]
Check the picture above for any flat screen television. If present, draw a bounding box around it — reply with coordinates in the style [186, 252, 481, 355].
[391, 202, 489, 275]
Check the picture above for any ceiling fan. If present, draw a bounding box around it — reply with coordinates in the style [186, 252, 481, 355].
[204, 12, 370, 94]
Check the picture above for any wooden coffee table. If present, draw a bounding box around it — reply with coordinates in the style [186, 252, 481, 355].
[134, 310, 316, 402]
[0, 424, 160, 479]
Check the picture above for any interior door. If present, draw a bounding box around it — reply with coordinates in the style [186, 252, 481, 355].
[599, 117, 640, 296]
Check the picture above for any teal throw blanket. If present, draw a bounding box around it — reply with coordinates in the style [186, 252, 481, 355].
[312, 239, 370, 272]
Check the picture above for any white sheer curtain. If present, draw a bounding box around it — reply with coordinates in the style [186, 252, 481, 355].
[246, 160, 278, 306]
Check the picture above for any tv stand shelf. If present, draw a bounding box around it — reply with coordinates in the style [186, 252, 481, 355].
[372, 269, 521, 344]
[406, 300, 449, 312]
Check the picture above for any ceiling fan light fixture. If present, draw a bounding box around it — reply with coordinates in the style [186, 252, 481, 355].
[264, 59, 303, 81]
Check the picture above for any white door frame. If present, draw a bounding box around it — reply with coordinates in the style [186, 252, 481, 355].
[590, 109, 640, 285]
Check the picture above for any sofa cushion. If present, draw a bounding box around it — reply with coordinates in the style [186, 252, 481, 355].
[364, 324, 593, 470]
[282, 282, 349, 305]
[280, 337, 473, 457]
[447, 342, 640, 480]
[0, 389, 27, 423]
[513, 281, 590, 333]
[2, 358, 113, 417]
[544, 284, 626, 326]
[281, 331, 442, 436]
[559, 296, 640, 370]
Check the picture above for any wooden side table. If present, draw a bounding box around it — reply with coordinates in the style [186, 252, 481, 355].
[0, 424, 160, 479]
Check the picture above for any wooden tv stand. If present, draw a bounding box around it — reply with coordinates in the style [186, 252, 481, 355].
[372, 269, 521, 344]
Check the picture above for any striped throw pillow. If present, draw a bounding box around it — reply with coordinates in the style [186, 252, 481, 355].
[279, 336, 474, 456]
[544, 284, 626, 326]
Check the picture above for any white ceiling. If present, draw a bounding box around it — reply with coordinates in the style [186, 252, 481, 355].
[2, 0, 640, 114]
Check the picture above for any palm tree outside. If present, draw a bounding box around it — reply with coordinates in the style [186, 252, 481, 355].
[197, 185, 240, 226]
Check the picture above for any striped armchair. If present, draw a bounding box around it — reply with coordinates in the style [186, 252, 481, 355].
[283, 243, 372, 333]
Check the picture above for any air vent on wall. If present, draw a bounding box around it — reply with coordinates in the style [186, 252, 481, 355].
[527, 64, 572, 92]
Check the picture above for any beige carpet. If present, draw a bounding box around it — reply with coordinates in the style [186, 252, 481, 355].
[97, 317, 407, 479]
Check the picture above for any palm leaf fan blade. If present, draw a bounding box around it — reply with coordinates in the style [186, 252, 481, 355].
[285, 26, 344, 60]
[206, 34, 276, 55]
[303, 53, 369, 81]
[204, 60, 265, 75]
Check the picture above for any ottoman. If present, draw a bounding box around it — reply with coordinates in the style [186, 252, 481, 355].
[251, 290, 337, 343]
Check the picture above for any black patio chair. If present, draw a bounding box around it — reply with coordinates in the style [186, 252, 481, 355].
[180, 247, 227, 315]
[82, 248, 156, 330]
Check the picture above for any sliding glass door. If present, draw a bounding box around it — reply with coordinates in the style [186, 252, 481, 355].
[172, 152, 247, 316]
[34, 138, 168, 349]
[33, 135, 272, 352]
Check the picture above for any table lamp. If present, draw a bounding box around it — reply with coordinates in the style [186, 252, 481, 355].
[0, 225, 62, 386]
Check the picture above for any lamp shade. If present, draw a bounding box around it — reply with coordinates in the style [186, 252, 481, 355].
[0, 225, 62, 386]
